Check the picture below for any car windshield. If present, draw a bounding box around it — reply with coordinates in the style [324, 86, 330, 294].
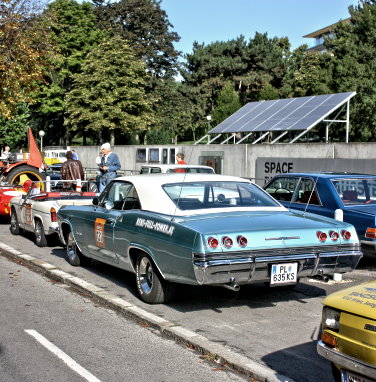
[166, 168, 214, 174]
[332, 178, 376, 205]
[163, 181, 280, 210]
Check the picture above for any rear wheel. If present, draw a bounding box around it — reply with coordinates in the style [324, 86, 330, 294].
[135, 254, 174, 304]
[66, 230, 89, 266]
[10, 209, 21, 235]
[35, 220, 47, 247]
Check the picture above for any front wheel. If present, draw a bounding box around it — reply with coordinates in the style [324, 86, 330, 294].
[135, 254, 174, 304]
[35, 220, 47, 247]
[66, 230, 89, 266]
[10, 209, 21, 235]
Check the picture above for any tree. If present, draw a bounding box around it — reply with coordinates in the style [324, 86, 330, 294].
[0, 0, 48, 119]
[93, 0, 180, 78]
[212, 83, 242, 125]
[290, 51, 333, 97]
[149, 79, 197, 143]
[30, 0, 108, 144]
[325, 0, 376, 141]
[65, 36, 153, 145]
[0, 104, 30, 148]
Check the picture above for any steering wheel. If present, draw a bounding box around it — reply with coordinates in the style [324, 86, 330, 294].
[274, 188, 292, 194]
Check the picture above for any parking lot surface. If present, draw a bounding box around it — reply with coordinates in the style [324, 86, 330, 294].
[1, 221, 375, 382]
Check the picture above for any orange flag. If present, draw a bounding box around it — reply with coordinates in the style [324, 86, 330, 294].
[26, 128, 44, 169]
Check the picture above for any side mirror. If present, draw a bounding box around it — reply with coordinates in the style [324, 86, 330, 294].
[92, 197, 99, 206]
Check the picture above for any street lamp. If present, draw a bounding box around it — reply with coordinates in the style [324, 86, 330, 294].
[38, 130, 45, 151]
[206, 115, 212, 143]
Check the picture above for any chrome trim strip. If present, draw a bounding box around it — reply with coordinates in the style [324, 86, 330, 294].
[317, 340, 376, 379]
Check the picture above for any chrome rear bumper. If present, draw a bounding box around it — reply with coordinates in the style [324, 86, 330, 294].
[193, 247, 362, 285]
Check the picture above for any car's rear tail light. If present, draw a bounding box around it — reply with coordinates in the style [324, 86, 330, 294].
[365, 228, 376, 239]
[237, 235, 248, 247]
[222, 236, 233, 248]
[329, 230, 339, 241]
[50, 207, 57, 222]
[316, 231, 327, 242]
[341, 230, 351, 240]
[207, 237, 219, 249]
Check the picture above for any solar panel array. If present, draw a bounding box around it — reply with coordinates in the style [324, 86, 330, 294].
[209, 92, 356, 134]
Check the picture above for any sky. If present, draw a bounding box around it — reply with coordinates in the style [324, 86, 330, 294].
[160, 0, 359, 55]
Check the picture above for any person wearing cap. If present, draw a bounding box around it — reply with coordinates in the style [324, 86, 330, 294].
[99, 143, 121, 192]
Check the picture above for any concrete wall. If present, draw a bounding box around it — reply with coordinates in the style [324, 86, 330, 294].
[72, 142, 376, 179]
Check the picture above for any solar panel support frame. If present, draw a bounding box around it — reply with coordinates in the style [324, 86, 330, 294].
[194, 92, 355, 145]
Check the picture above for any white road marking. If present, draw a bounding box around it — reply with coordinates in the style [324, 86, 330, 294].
[25, 329, 102, 382]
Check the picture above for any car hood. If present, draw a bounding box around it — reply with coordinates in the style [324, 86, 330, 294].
[323, 281, 376, 319]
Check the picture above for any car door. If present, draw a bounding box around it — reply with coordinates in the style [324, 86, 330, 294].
[19, 189, 38, 232]
[80, 181, 134, 264]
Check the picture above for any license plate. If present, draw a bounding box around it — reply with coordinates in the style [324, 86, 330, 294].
[270, 263, 298, 285]
[341, 369, 374, 382]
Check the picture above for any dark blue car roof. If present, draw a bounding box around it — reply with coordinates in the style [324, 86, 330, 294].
[274, 172, 376, 179]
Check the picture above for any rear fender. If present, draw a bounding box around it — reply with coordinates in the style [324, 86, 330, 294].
[128, 244, 164, 278]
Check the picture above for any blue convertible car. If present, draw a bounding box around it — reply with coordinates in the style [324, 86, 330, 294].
[264, 173, 376, 254]
[57, 174, 362, 304]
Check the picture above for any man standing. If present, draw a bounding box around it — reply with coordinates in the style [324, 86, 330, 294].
[61, 151, 85, 189]
[99, 143, 121, 192]
[71, 150, 79, 160]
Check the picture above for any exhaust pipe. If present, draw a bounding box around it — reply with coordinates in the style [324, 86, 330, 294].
[223, 277, 240, 292]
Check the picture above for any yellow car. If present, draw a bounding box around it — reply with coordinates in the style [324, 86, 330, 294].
[317, 281, 376, 382]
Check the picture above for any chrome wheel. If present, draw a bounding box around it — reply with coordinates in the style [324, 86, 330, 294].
[10, 210, 20, 235]
[138, 256, 154, 294]
[135, 254, 175, 304]
[66, 231, 89, 266]
[35, 220, 47, 247]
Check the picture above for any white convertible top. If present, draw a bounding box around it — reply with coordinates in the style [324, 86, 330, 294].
[113, 173, 286, 216]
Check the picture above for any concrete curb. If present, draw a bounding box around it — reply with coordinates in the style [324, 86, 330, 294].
[0, 242, 296, 382]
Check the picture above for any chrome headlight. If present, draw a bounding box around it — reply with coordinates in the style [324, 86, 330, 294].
[322, 306, 341, 331]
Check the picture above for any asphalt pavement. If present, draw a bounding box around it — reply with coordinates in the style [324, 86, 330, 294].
[1, 220, 375, 382]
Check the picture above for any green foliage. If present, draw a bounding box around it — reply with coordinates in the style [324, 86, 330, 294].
[212, 83, 242, 125]
[93, 0, 180, 78]
[258, 83, 280, 101]
[0, 0, 49, 119]
[290, 51, 333, 96]
[145, 127, 172, 144]
[30, 0, 108, 144]
[325, 1, 376, 141]
[150, 79, 197, 142]
[0, 104, 30, 148]
[65, 36, 153, 144]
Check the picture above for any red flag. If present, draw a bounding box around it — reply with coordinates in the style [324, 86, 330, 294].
[26, 128, 44, 169]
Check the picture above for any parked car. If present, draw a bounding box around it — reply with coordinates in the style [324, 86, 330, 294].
[57, 173, 362, 304]
[317, 280, 376, 382]
[0, 184, 30, 216]
[140, 164, 215, 174]
[10, 181, 96, 247]
[264, 173, 376, 254]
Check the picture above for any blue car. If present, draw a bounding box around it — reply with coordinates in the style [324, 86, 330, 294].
[57, 174, 362, 304]
[264, 173, 376, 254]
